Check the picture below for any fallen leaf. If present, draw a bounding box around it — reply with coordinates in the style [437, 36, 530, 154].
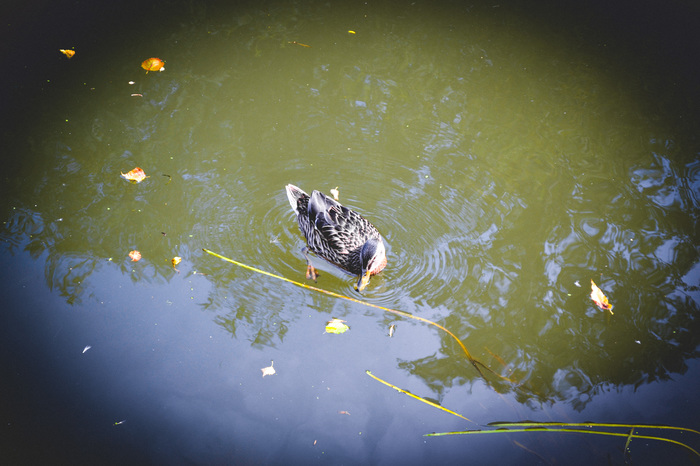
[325, 318, 349, 334]
[128, 250, 142, 262]
[172, 256, 182, 267]
[388, 324, 396, 337]
[348, 30, 356, 34]
[261, 360, 276, 377]
[330, 186, 340, 200]
[131, 93, 143, 97]
[82, 345, 91, 353]
[141, 57, 165, 73]
[59, 49, 75, 58]
[590, 279, 613, 314]
[121, 167, 149, 183]
[338, 410, 351, 416]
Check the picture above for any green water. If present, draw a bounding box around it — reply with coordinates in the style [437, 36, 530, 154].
[2, 0, 699, 463]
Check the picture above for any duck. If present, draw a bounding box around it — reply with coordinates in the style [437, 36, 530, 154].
[285, 184, 387, 291]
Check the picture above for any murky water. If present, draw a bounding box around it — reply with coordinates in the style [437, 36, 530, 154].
[2, 0, 699, 463]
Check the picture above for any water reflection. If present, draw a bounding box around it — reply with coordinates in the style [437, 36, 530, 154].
[6, 128, 698, 411]
[2, 1, 700, 461]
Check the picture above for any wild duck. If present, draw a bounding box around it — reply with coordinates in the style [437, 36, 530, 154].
[285, 184, 387, 291]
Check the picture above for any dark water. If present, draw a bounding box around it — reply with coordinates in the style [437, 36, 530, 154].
[2, 0, 699, 464]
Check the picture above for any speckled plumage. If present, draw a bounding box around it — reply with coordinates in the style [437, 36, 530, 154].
[285, 184, 387, 286]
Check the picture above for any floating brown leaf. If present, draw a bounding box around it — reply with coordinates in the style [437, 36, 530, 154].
[590, 279, 613, 314]
[121, 167, 148, 183]
[59, 49, 75, 58]
[141, 57, 165, 73]
[128, 250, 142, 262]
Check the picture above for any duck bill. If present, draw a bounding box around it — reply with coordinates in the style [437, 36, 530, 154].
[355, 270, 372, 292]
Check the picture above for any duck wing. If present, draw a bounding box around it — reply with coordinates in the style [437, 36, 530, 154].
[308, 190, 373, 256]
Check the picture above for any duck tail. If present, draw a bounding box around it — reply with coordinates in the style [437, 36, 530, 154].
[285, 184, 307, 215]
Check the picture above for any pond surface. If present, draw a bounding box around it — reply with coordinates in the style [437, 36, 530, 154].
[2, 0, 699, 464]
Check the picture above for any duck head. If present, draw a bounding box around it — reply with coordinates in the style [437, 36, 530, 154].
[355, 238, 387, 292]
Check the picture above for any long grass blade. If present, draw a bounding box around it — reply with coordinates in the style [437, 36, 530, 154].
[202, 249, 500, 380]
[426, 427, 700, 457]
[488, 421, 700, 436]
[366, 370, 475, 424]
[624, 427, 634, 462]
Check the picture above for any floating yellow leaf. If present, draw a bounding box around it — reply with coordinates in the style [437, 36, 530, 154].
[388, 324, 396, 337]
[325, 318, 349, 334]
[141, 57, 165, 73]
[121, 167, 149, 183]
[590, 279, 613, 314]
[348, 30, 356, 34]
[128, 250, 142, 262]
[172, 256, 182, 267]
[261, 360, 276, 377]
[330, 186, 340, 200]
[59, 49, 75, 58]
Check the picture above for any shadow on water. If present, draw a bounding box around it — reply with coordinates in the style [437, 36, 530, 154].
[2, 0, 700, 463]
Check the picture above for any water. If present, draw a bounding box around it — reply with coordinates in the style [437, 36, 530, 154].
[2, 0, 699, 464]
